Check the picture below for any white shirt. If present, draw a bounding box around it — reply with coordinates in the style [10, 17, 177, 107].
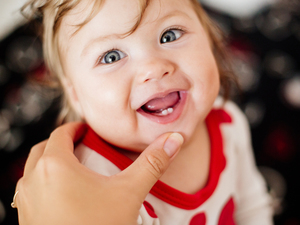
[75, 99, 273, 225]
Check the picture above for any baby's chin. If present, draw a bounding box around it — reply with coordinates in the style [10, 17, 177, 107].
[121, 131, 186, 153]
[109, 133, 162, 153]
[105, 137, 149, 153]
[104, 126, 189, 153]
[117, 140, 155, 153]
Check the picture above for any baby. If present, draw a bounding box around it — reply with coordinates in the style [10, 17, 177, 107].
[23, 0, 273, 224]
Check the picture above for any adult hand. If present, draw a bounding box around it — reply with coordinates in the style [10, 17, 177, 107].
[15, 122, 183, 225]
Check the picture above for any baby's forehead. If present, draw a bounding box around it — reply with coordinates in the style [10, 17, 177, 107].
[60, 0, 194, 37]
[59, 1, 97, 35]
[60, 0, 142, 37]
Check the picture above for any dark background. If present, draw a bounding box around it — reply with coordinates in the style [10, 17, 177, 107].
[0, 1, 299, 224]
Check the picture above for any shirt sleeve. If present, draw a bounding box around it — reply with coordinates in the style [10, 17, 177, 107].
[228, 102, 274, 224]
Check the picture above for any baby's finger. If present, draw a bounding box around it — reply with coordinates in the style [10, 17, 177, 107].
[23, 140, 47, 176]
[122, 133, 183, 201]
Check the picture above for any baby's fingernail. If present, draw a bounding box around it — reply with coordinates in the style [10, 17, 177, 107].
[163, 133, 184, 158]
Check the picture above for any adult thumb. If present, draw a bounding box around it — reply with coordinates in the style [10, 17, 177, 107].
[121, 132, 184, 201]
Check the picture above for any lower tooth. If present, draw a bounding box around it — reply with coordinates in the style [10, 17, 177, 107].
[161, 108, 173, 116]
[162, 110, 168, 115]
[167, 108, 173, 113]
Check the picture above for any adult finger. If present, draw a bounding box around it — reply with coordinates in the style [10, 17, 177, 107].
[24, 123, 86, 175]
[122, 132, 183, 200]
[13, 180, 20, 210]
[43, 122, 87, 156]
[23, 140, 47, 176]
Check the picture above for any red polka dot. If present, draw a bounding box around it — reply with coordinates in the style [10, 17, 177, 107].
[189, 212, 206, 225]
[218, 197, 236, 225]
[143, 201, 158, 218]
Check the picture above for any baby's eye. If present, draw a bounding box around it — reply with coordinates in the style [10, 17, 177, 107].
[100, 50, 126, 64]
[160, 29, 183, 44]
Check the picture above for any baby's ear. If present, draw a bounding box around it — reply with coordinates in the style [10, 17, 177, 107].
[61, 76, 84, 119]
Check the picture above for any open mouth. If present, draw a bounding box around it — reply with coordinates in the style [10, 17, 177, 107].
[137, 91, 187, 124]
[141, 91, 180, 116]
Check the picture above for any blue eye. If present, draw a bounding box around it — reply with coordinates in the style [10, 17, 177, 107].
[100, 50, 126, 64]
[160, 29, 183, 43]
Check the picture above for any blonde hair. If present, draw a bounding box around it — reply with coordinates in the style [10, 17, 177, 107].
[22, 0, 236, 124]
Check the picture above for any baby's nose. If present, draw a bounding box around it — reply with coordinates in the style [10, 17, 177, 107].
[137, 57, 175, 83]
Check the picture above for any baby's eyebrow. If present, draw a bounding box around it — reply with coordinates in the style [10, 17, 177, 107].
[155, 10, 192, 24]
[81, 33, 122, 58]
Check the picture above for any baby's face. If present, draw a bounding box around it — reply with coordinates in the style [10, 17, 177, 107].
[59, 0, 220, 151]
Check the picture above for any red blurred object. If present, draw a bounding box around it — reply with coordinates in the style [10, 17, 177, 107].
[8, 157, 26, 184]
[264, 125, 296, 162]
[284, 218, 300, 225]
[29, 63, 48, 82]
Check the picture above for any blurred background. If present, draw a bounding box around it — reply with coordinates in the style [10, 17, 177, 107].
[0, 0, 299, 224]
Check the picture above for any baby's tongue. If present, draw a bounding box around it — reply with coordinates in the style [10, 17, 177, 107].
[143, 92, 179, 112]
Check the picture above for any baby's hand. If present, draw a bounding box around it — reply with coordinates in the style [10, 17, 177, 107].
[14, 122, 183, 225]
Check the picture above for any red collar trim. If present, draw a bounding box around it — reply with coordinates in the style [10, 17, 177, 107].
[82, 109, 232, 210]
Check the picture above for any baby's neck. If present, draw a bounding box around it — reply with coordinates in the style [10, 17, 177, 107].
[119, 122, 211, 194]
[159, 122, 211, 194]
